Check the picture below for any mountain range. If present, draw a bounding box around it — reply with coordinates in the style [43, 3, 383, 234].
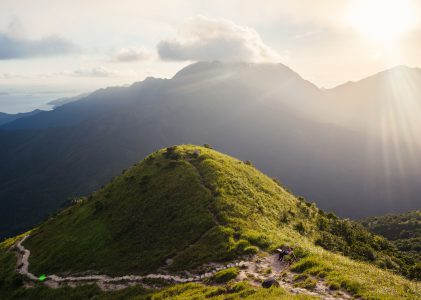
[1, 61, 421, 239]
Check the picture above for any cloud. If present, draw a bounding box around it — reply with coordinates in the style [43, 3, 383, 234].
[61, 66, 119, 78]
[0, 72, 27, 79]
[0, 21, 77, 60]
[112, 47, 154, 62]
[157, 15, 281, 62]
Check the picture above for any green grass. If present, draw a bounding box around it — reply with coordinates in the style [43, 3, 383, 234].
[208, 267, 239, 283]
[0, 145, 420, 299]
[0, 244, 315, 300]
[144, 282, 317, 300]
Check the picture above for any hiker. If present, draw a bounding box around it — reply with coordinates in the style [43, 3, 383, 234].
[276, 246, 296, 262]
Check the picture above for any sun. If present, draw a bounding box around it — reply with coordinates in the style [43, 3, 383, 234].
[348, 0, 416, 44]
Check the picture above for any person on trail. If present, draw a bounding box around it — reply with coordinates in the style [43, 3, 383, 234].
[276, 246, 296, 262]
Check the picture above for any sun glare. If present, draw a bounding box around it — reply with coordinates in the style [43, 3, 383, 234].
[349, 0, 416, 44]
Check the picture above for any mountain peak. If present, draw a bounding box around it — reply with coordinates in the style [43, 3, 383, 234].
[172, 61, 296, 79]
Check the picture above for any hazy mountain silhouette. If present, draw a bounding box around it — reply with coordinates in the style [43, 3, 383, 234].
[0, 61, 420, 239]
[47, 93, 91, 109]
[0, 109, 42, 126]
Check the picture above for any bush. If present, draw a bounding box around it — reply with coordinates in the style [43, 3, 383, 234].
[294, 222, 306, 234]
[164, 146, 180, 159]
[326, 212, 337, 219]
[408, 263, 421, 280]
[243, 245, 259, 255]
[280, 212, 289, 224]
[293, 246, 310, 259]
[94, 201, 104, 213]
[243, 231, 270, 249]
[340, 279, 362, 294]
[329, 283, 340, 290]
[244, 160, 253, 166]
[293, 273, 308, 281]
[209, 267, 239, 283]
[350, 243, 376, 261]
[235, 239, 250, 251]
[290, 258, 319, 273]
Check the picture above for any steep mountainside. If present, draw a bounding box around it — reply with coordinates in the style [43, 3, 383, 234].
[1, 62, 421, 240]
[0, 146, 419, 299]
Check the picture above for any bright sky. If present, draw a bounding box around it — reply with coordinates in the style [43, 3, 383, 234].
[1, 0, 421, 112]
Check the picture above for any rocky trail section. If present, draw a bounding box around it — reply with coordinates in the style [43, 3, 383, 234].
[14, 235, 354, 299]
[239, 254, 354, 300]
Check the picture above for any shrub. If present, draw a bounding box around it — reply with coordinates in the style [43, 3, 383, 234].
[235, 239, 250, 251]
[290, 258, 319, 273]
[350, 243, 376, 261]
[243, 231, 270, 249]
[243, 245, 259, 255]
[244, 160, 253, 166]
[164, 146, 179, 159]
[203, 144, 213, 149]
[340, 279, 362, 294]
[317, 217, 329, 230]
[209, 267, 239, 283]
[293, 273, 308, 281]
[280, 212, 289, 224]
[293, 246, 310, 259]
[294, 222, 306, 234]
[326, 212, 337, 219]
[94, 201, 104, 213]
[408, 263, 421, 280]
[293, 274, 316, 289]
[329, 283, 340, 290]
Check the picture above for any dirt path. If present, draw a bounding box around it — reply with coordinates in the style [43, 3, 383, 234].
[15, 235, 242, 290]
[236, 254, 353, 300]
[14, 235, 354, 298]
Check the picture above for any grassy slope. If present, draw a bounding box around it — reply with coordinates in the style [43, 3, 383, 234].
[1, 145, 420, 299]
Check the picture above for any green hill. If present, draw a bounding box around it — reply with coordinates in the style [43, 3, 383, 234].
[0, 145, 420, 299]
[361, 210, 421, 280]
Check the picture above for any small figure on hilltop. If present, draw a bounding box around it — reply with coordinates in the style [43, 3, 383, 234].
[276, 245, 296, 262]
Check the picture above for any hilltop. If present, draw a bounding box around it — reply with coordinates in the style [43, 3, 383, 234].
[0, 145, 419, 299]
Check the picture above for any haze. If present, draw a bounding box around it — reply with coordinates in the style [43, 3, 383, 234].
[1, 0, 421, 113]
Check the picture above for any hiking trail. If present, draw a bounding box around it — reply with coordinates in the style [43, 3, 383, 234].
[13, 235, 353, 299]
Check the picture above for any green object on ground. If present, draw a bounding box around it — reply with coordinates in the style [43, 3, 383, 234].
[38, 274, 46, 281]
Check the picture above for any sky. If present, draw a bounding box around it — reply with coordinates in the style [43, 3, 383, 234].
[1, 0, 421, 113]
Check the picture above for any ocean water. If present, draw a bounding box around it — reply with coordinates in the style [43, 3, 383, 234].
[0, 88, 79, 114]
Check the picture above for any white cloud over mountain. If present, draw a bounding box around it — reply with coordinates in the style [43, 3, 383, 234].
[61, 66, 119, 78]
[112, 47, 155, 62]
[157, 16, 281, 63]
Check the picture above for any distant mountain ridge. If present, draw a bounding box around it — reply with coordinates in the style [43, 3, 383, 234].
[0, 61, 420, 240]
[0, 109, 43, 126]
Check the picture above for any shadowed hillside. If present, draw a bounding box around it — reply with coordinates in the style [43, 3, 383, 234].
[1, 62, 421, 240]
[0, 145, 419, 299]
